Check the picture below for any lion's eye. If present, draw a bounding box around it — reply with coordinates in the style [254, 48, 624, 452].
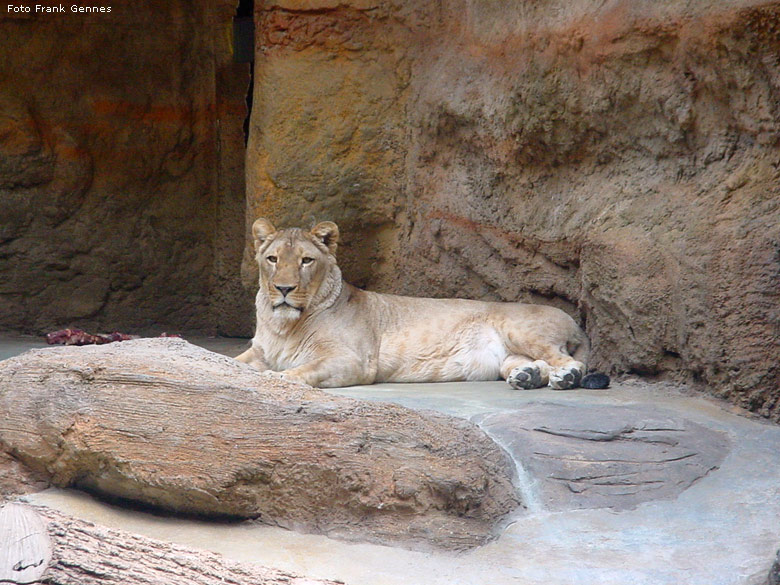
[301, 257, 314, 266]
[266, 255, 277, 264]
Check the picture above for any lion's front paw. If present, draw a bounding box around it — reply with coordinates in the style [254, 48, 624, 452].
[549, 364, 584, 390]
[507, 365, 545, 390]
[261, 369, 306, 385]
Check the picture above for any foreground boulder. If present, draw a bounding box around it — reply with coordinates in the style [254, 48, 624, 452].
[0, 338, 518, 549]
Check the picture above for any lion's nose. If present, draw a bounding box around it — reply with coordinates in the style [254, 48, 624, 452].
[275, 285, 296, 297]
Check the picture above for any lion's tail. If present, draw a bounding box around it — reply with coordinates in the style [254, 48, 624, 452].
[573, 330, 611, 389]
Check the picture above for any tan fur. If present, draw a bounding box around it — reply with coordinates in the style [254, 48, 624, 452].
[236, 219, 590, 389]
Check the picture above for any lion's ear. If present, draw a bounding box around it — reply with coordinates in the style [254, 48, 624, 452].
[311, 221, 339, 255]
[252, 218, 277, 250]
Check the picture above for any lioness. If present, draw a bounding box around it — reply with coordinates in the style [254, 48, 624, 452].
[236, 219, 605, 390]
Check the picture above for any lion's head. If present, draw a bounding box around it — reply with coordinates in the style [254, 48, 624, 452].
[251, 218, 343, 322]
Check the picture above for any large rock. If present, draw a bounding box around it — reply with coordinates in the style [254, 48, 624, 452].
[0, 339, 519, 550]
[246, 0, 780, 420]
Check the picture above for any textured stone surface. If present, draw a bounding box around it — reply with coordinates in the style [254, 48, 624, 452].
[0, 3, 252, 336]
[0, 452, 49, 505]
[0, 503, 51, 585]
[245, 0, 780, 419]
[476, 402, 730, 510]
[0, 339, 518, 550]
[243, 1, 412, 290]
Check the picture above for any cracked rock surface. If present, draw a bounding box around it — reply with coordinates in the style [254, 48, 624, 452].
[476, 403, 730, 510]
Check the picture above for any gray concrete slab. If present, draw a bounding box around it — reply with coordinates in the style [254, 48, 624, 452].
[0, 335, 46, 361]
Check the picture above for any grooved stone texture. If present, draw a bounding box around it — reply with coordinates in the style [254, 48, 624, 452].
[34, 504, 342, 585]
[476, 403, 730, 511]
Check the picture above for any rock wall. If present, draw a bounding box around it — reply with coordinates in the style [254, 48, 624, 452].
[1, 1, 777, 418]
[0, 2, 252, 336]
[247, 0, 780, 419]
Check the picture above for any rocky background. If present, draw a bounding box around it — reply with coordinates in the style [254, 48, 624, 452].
[247, 0, 780, 419]
[0, 0, 252, 336]
[0, 0, 778, 419]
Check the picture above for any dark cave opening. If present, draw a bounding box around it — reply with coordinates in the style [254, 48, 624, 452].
[233, 0, 254, 145]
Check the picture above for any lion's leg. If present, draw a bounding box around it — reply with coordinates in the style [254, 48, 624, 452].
[501, 355, 550, 390]
[234, 348, 253, 363]
[496, 308, 591, 390]
[281, 355, 375, 388]
[234, 346, 269, 370]
[501, 339, 584, 390]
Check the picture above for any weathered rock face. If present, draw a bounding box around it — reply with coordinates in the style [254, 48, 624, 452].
[0, 339, 519, 550]
[0, 3, 253, 336]
[0, 452, 49, 504]
[476, 403, 730, 511]
[243, 0, 413, 289]
[246, 0, 780, 419]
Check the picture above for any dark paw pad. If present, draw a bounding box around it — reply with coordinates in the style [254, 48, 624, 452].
[507, 366, 543, 390]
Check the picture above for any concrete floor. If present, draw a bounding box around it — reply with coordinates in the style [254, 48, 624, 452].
[3, 334, 779, 585]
